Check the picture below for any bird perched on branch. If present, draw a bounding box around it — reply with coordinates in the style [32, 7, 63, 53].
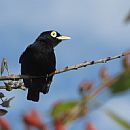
[19, 31, 71, 102]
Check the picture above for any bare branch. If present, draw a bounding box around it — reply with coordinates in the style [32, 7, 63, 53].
[0, 52, 130, 81]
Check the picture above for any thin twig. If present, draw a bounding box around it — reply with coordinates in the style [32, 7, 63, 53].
[88, 78, 118, 101]
[0, 52, 129, 81]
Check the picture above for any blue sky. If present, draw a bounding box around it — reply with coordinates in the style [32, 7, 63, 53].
[0, 0, 130, 130]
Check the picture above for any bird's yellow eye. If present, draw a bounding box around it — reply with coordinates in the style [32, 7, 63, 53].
[51, 31, 57, 38]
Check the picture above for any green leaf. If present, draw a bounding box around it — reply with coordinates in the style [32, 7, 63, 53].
[105, 109, 130, 130]
[4, 82, 12, 91]
[0, 92, 5, 98]
[110, 71, 130, 94]
[0, 109, 8, 116]
[1, 97, 15, 108]
[51, 101, 78, 120]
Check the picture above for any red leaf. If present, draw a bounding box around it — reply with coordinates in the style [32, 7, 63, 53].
[54, 119, 66, 130]
[23, 109, 47, 130]
[0, 118, 10, 130]
[86, 122, 96, 130]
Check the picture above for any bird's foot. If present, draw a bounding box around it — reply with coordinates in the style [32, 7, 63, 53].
[42, 83, 51, 94]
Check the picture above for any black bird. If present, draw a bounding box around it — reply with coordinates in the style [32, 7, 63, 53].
[19, 31, 71, 102]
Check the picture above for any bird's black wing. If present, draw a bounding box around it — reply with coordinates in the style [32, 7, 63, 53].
[19, 45, 34, 88]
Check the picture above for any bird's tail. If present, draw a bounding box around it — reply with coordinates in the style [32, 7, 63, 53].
[26, 77, 53, 102]
[27, 87, 40, 102]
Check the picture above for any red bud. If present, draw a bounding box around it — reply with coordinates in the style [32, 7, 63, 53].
[86, 122, 96, 130]
[0, 118, 10, 130]
[80, 81, 93, 92]
[54, 119, 66, 130]
[23, 109, 47, 130]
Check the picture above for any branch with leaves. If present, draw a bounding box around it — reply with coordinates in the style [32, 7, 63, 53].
[0, 52, 130, 130]
[0, 51, 130, 115]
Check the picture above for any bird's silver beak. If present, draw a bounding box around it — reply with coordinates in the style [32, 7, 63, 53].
[56, 35, 71, 40]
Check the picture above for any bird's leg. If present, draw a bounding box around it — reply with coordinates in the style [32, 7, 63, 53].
[41, 74, 53, 94]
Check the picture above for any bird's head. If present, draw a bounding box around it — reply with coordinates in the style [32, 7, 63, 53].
[36, 31, 71, 47]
